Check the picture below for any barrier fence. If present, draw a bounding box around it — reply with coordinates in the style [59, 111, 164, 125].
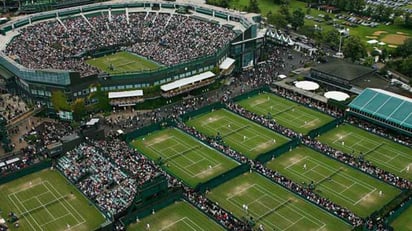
[307, 117, 345, 138]
[0, 160, 51, 185]
[195, 163, 250, 192]
[256, 139, 300, 163]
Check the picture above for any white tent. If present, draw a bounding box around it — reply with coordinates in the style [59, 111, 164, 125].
[367, 39, 379, 44]
[294, 81, 320, 91]
[324, 91, 350, 101]
[378, 41, 386, 46]
[278, 74, 287, 79]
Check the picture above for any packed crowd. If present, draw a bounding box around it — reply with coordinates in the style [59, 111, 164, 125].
[58, 139, 164, 216]
[176, 122, 363, 226]
[6, 12, 235, 76]
[0, 94, 29, 122]
[0, 146, 43, 176]
[347, 116, 412, 147]
[302, 138, 412, 189]
[184, 188, 253, 230]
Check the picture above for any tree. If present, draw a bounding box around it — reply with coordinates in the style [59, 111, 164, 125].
[394, 38, 412, 58]
[323, 29, 340, 50]
[290, 8, 305, 30]
[51, 90, 70, 112]
[72, 98, 86, 121]
[247, 0, 260, 13]
[89, 85, 111, 112]
[343, 36, 367, 61]
[279, 5, 290, 21]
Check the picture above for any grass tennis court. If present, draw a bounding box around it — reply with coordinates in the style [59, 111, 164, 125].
[127, 201, 225, 231]
[207, 172, 351, 231]
[86, 51, 161, 74]
[131, 128, 239, 187]
[237, 92, 334, 134]
[185, 109, 290, 159]
[266, 146, 401, 217]
[0, 169, 105, 231]
[390, 203, 412, 231]
[318, 124, 412, 181]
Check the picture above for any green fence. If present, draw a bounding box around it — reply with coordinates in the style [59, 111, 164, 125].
[124, 120, 175, 143]
[120, 188, 183, 227]
[180, 102, 225, 122]
[387, 194, 412, 224]
[137, 175, 169, 201]
[0, 160, 51, 185]
[231, 86, 270, 102]
[307, 117, 345, 138]
[256, 139, 300, 163]
[195, 163, 250, 192]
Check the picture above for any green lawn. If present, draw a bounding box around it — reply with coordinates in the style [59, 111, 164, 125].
[131, 128, 239, 187]
[237, 92, 334, 135]
[207, 172, 352, 231]
[86, 51, 162, 74]
[266, 146, 401, 218]
[390, 202, 412, 231]
[317, 124, 412, 181]
[223, 0, 411, 47]
[0, 169, 106, 231]
[185, 109, 290, 159]
[127, 201, 225, 231]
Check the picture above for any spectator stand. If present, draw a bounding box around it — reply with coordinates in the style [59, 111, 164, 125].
[108, 90, 144, 107]
[218, 57, 236, 76]
[348, 88, 412, 137]
[160, 71, 216, 98]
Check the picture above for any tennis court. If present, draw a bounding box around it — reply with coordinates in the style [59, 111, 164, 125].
[237, 92, 334, 134]
[128, 201, 225, 231]
[131, 128, 239, 187]
[318, 124, 412, 181]
[207, 172, 351, 231]
[266, 146, 401, 217]
[0, 169, 105, 231]
[185, 109, 290, 159]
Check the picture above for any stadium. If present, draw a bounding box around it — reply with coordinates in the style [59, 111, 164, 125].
[0, 0, 262, 110]
[0, 1, 412, 231]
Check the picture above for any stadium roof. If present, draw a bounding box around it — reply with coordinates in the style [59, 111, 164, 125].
[219, 57, 235, 70]
[160, 71, 215, 92]
[108, 90, 143, 99]
[349, 88, 412, 129]
[311, 59, 375, 81]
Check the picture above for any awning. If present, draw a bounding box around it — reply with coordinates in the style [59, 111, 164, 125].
[108, 90, 143, 99]
[324, 91, 350, 101]
[219, 57, 235, 70]
[161, 71, 215, 92]
[86, 118, 99, 126]
[0, 162, 5, 167]
[6, 157, 20, 165]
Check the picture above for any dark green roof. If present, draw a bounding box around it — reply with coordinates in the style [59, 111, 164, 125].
[311, 59, 374, 81]
[349, 88, 412, 130]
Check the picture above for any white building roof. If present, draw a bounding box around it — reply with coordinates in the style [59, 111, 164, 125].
[108, 90, 143, 99]
[219, 57, 235, 70]
[161, 71, 215, 92]
[86, 118, 99, 126]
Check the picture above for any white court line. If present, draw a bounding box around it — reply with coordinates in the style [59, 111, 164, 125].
[10, 192, 44, 230]
[35, 197, 56, 219]
[145, 135, 176, 147]
[8, 193, 39, 231]
[354, 189, 377, 205]
[20, 191, 51, 203]
[44, 181, 86, 224]
[193, 164, 222, 177]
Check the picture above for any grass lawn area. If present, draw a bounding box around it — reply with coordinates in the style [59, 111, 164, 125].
[0, 169, 105, 231]
[317, 124, 412, 181]
[127, 201, 225, 231]
[390, 202, 412, 231]
[223, 0, 411, 47]
[207, 172, 352, 231]
[185, 109, 290, 159]
[130, 128, 239, 188]
[266, 146, 401, 218]
[237, 92, 334, 135]
[86, 51, 162, 74]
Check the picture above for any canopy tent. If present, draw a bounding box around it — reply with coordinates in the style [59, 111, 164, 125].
[278, 74, 287, 79]
[294, 81, 320, 91]
[86, 118, 99, 126]
[219, 57, 235, 70]
[378, 41, 386, 46]
[161, 71, 215, 92]
[324, 91, 350, 101]
[367, 39, 379, 44]
[108, 90, 143, 99]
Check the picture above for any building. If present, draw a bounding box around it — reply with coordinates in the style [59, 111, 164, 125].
[0, 1, 263, 113]
[348, 88, 412, 136]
